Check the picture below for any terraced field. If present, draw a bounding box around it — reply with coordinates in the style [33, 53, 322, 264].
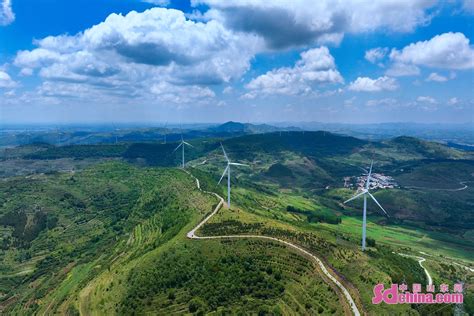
[1, 132, 473, 315]
[120, 240, 346, 315]
[0, 163, 359, 315]
[0, 162, 214, 314]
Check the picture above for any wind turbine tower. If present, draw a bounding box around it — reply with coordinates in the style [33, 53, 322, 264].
[162, 121, 168, 144]
[218, 143, 249, 208]
[173, 135, 193, 168]
[112, 123, 118, 144]
[344, 161, 389, 251]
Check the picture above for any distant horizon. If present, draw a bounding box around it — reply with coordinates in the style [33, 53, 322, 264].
[1, 120, 473, 128]
[1, 119, 473, 149]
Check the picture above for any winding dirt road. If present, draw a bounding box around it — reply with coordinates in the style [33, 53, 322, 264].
[418, 251, 474, 273]
[185, 174, 362, 316]
[405, 181, 469, 192]
[397, 253, 432, 285]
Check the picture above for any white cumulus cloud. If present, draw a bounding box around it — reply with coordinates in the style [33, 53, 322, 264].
[13, 8, 262, 103]
[0, 70, 16, 88]
[193, 0, 437, 49]
[389, 32, 474, 70]
[415, 95, 438, 111]
[385, 63, 420, 77]
[426, 72, 448, 82]
[462, 0, 474, 13]
[365, 47, 388, 63]
[348, 76, 398, 92]
[222, 86, 233, 94]
[417, 95, 437, 104]
[150, 81, 215, 103]
[366, 98, 397, 107]
[0, 0, 14, 26]
[447, 97, 459, 105]
[245, 47, 343, 97]
[141, 0, 170, 6]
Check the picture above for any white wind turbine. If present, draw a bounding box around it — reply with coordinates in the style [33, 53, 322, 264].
[173, 134, 193, 168]
[218, 143, 249, 208]
[112, 123, 118, 144]
[162, 121, 168, 144]
[344, 161, 389, 251]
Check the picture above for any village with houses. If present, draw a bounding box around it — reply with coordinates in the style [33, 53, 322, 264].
[344, 172, 398, 190]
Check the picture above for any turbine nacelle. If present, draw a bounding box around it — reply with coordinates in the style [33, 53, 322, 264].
[344, 160, 389, 217]
[173, 134, 193, 168]
[218, 162, 250, 184]
[218, 143, 249, 208]
[173, 140, 193, 152]
[343, 160, 390, 251]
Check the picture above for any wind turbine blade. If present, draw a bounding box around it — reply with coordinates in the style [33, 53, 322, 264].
[368, 192, 390, 217]
[218, 165, 229, 184]
[229, 162, 249, 166]
[359, 166, 368, 173]
[221, 143, 229, 162]
[344, 190, 367, 204]
[173, 143, 182, 152]
[183, 141, 194, 147]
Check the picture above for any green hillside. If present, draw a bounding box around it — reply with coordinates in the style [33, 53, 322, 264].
[4, 132, 473, 232]
[386, 136, 467, 160]
[1, 132, 473, 315]
[0, 162, 350, 315]
[0, 162, 215, 314]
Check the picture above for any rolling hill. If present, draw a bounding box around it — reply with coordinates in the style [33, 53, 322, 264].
[0, 122, 297, 148]
[1, 130, 473, 314]
[0, 161, 432, 315]
[4, 131, 473, 232]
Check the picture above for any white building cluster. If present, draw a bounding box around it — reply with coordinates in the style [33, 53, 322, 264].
[344, 173, 398, 190]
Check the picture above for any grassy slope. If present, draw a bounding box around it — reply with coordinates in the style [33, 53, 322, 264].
[2, 132, 473, 314]
[0, 162, 349, 315]
[200, 202, 422, 315]
[0, 162, 214, 314]
[85, 238, 345, 315]
[201, 184, 474, 314]
[188, 133, 474, 314]
[185, 132, 474, 232]
[206, 176, 474, 262]
[74, 168, 344, 315]
[192, 154, 473, 314]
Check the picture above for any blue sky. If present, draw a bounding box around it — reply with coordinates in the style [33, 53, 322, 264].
[0, 0, 473, 124]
